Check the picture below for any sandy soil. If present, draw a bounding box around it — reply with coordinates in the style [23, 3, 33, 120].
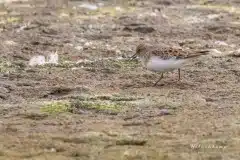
[0, 0, 240, 159]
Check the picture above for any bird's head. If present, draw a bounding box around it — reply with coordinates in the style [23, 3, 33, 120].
[130, 43, 149, 60]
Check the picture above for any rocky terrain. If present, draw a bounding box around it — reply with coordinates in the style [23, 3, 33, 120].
[0, 0, 239, 159]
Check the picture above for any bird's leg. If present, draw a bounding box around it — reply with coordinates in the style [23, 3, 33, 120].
[178, 68, 181, 81]
[153, 73, 164, 86]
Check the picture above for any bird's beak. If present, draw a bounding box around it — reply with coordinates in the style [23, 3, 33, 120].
[129, 53, 137, 60]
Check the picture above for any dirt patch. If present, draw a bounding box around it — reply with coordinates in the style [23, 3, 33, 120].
[0, 0, 240, 159]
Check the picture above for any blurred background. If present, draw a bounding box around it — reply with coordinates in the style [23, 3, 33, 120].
[0, 0, 239, 160]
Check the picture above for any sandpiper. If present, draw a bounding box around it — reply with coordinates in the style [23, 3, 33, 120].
[131, 43, 210, 86]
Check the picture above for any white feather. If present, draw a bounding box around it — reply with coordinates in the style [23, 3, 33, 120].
[145, 56, 186, 72]
[29, 55, 46, 66]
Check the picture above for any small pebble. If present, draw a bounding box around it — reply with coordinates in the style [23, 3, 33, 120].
[214, 41, 228, 46]
[159, 109, 171, 116]
[210, 49, 224, 57]
[75, 46, 83, 51]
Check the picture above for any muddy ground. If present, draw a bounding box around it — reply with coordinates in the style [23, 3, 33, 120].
[0, 0, 240, 159]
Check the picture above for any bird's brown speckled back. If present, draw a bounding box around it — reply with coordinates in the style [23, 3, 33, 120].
[135, 43, 209, 60]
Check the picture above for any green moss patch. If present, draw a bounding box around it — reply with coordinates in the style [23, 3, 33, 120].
[40, 101, 70, 114]
[106, 59, 140, 70]
[40, 94, 139, 115]
[70, 94, 141, 114]
[0, 58, 17, 73]
[87, 6, 136, 17]
[191, 4, 240, 14]
[70, 100, 123, 114]
[72, 94, 142, 102]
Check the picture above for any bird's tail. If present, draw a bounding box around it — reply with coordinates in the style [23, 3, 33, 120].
[184, 50, 210, 59]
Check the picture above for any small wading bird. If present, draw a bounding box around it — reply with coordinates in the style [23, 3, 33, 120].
[130, 43, 210, 86]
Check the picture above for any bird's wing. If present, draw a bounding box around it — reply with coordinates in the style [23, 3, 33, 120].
[149, 47, 187, 59]
[150, 47, 209, 59]
[181, 50, 210, 59]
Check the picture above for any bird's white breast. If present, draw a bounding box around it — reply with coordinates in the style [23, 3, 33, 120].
[145, 56, 186, 72]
